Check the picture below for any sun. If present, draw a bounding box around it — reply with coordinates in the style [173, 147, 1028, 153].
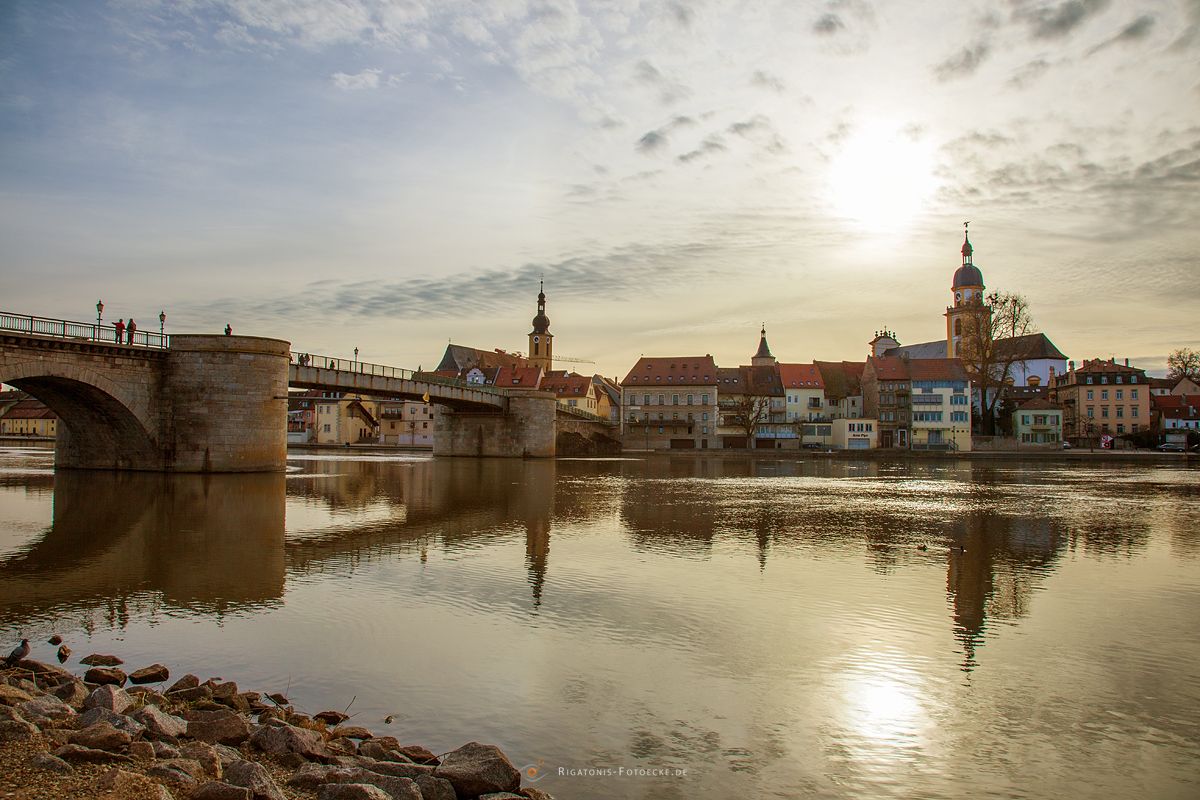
[826, 123, 939, 230]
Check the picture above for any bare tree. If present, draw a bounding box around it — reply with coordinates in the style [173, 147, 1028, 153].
[731, 395, 771, 444]
[1167, 347, 1200, 382]
[956, 290, 1038, 435]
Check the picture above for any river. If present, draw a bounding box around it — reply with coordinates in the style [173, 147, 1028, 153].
[1, 445, 1198, 799]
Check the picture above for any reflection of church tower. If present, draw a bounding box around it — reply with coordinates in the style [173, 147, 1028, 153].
[945, 223, 987, 357]
[528, 281, 553, 372]
[751, 325, 776, 366]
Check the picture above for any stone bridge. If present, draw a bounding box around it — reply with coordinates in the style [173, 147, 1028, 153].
[1, 320, 617, 471]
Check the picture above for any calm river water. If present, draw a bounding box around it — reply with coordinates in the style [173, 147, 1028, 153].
[1, 445, 1198, 799]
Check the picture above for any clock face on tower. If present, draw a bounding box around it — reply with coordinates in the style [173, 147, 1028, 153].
[533, 336, 540, 343]
[955, 291, 962, 303]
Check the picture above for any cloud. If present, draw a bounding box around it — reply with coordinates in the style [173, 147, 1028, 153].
[1087, 14, 1155, 55]
[750, 70, 785, 92]
[677, 136, 727, 164]
[632, 59, 691, 105]
[1012, 0, 1111, 40]
[727, 115, 787, 155]
[330, 68, 383, 90]
[934, 42, 991, 81]
[1007, 58, 1052, 88]
[813, 13, 844, 35]
[636, 130, 667, 153]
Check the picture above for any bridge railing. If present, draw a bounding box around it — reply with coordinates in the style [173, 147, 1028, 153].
[290, 352, 504, 395]
[0, 311, 168, 348]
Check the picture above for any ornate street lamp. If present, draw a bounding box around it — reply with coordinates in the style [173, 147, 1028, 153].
[159, 310, 166, 337]
[96, 300, 104, 325]
[354, 347, 359, 370]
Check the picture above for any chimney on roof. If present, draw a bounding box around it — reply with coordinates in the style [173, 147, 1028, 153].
[1125, 358, 1129, 367]
[1068, 360, 1074, 371]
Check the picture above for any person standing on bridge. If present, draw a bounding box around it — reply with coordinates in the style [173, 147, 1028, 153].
[127, 318, 137, 344]
[224, 323, 232, 336]
[114, 318, 125, 343]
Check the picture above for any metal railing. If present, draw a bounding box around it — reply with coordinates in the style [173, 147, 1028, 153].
[0, 311, 168, 348]
[290, 352, 504, 395]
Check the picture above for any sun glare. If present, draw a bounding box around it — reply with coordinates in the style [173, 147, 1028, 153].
[827, 123, 939, 230]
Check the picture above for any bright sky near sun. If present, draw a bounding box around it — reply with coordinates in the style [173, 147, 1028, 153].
[1, 0, 1197, 376]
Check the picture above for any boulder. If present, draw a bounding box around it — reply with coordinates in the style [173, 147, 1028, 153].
[287, 764, 352, 790]
[17, 694, 77, 724]
[187, 708, 251, 745]
[167, 673, 200, 693]
[192, 782, 253, 800]
[257, 707, 285, 724]
[129, 664, 171, 684]
[317, 785, 394, 800]
[332, 725, 373, 740]
[180, 741, 224, 778]
[0, 684, 33, 706]
[129, 740, 156, 761]
[327, 737, 359, 756]
[213, 743, 243, 767]
[97, 767, 156, 793]
[478, 794, 526, 800]
[16, 659, 75, 681]
[30, 752, 74, 773]
[224, 759, 287, 800]
[52, 743, 133, 763]
[396, 744, 439, 765]
[70, 721, 132, 751]
[83, 683, 134, 714]
[519, 790, 555, 800]
[0, 705, 25, 722]
[48, 635, 63, 645]
[265, 692, 289, 705]
[152, 740, 182, 759]
[250, 722, 329, 761]
[314, 767, 422, 800]
[315, 710, 350, 725]
[78, 706, 146, 737]
[80, 653, 124, 666]
[43, 728, 73, 746]
[51, 680, 90, 708]
[84, 666, 127, 686]
[352, 760, 434, 780]
[147, 759, 203, 789]
[0, 718, 39, 743]
[412, 774, 457, 800]
[433, 742, 521, 798]
[134, 704, 187, 740]
[170, 684, 214, 703]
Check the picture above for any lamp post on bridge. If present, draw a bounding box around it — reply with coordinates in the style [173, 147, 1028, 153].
[354, 347, 359, 372]
[159, 310, 166, 346]
[96, 300, 104, 340]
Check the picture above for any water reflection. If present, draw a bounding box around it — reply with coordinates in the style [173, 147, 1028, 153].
[0, 454, 1197, 800]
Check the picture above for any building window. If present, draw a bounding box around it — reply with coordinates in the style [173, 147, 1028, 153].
[323, 424, 331, 432]
[1087, 390, 1093, 401]
[701, 394, 709, 405]
[1132, 406, 1139, 417]
[1102, 407, 1109, 418]
[644, 394, 650, 405]
[687, 394, 694, 405]
[1087, 406, 1094, 418]
[1101, 390, 1109, 400]
[1131, 389, 1138, 399]
[702, 412, 709, 421]
[1116, 389, 1124, 400]
[1116, 406, 1124, 418]
[1117, 424, 1125, 433]
[673, 394, 679, 405]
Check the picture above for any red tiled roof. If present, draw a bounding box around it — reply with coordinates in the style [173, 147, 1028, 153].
[1077, 358, 1147, 375]
[495, 366, 544, 389]
[1015, 398, 1061, 411]
[868, 356, 910, 381]
[621, 356, 717, 386]
[907, 358, 969, 382]
[778, 363, 825, 389]
[0, 399, 56, 420]
[540, 373, 594, 397]
[815, 361, 864, 400]
[1153, 395, 1200, 419]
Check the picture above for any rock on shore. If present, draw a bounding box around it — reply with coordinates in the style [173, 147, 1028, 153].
[0, 656, 555, 800]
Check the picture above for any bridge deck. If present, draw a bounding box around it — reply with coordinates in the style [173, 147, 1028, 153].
[289, 364, 507, 410]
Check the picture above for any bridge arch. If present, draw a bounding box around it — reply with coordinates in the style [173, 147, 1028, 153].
[1, 361, 160, 470]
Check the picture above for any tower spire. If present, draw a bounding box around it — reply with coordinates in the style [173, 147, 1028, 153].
[961, 220, 973, 265]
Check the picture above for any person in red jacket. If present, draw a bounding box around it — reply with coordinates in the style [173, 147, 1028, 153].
[114, 318, 125, 343]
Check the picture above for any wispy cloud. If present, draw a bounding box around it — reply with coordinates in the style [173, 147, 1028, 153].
[1087, 14, 1156, 55]
[1012, 0, 1111, 41]
[331, 68, 382, 90]
[934, 42, 991, 81]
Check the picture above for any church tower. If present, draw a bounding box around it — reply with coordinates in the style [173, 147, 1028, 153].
[945, 222, 987, 357]
[751, 325, 777, 366]
[528, 280, 553, 372]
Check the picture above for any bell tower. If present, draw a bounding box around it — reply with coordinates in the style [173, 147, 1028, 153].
[528, 280, 553, 372]
[946, 222, 987, 357]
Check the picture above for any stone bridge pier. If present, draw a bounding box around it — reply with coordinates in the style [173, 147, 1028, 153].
[433, 393, 558, 457]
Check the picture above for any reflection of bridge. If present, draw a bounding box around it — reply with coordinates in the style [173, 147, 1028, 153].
[0, 312, 617, 471]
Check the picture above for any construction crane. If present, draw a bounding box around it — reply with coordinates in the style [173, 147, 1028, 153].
[552, 355, 595, 365]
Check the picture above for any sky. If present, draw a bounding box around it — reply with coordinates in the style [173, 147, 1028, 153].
[1, 0, 1198, 378]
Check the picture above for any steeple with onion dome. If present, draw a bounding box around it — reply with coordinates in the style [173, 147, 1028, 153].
[946, 222, 989, 357]
[528, 279, 553, 372]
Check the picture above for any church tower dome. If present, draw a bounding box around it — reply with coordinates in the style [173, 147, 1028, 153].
[946, 222, 989, 357]
[528, 280, 553, 372]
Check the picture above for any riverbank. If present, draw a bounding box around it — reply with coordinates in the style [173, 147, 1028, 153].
[1, 647, 551, 800]
[619, 447, 1198, 464]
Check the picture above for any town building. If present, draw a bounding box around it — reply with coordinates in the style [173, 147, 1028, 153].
[1151, 394, 1200, 433]
[540, 372, 601, 414]
[528, 280, 553, 373]
[1050, 358, 1150, 441]
[621, 355, 719, 449]
[314, 395, 379, 444]
[1012, 398, 1063, 445]
[814, 361, 865, 419]
[1150, 376, 1200, 397]
[863, 355, 972, 450]
[378, 400, 435, 447]
[0, 397, 57, 437]
[779, 363, 825, 423]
